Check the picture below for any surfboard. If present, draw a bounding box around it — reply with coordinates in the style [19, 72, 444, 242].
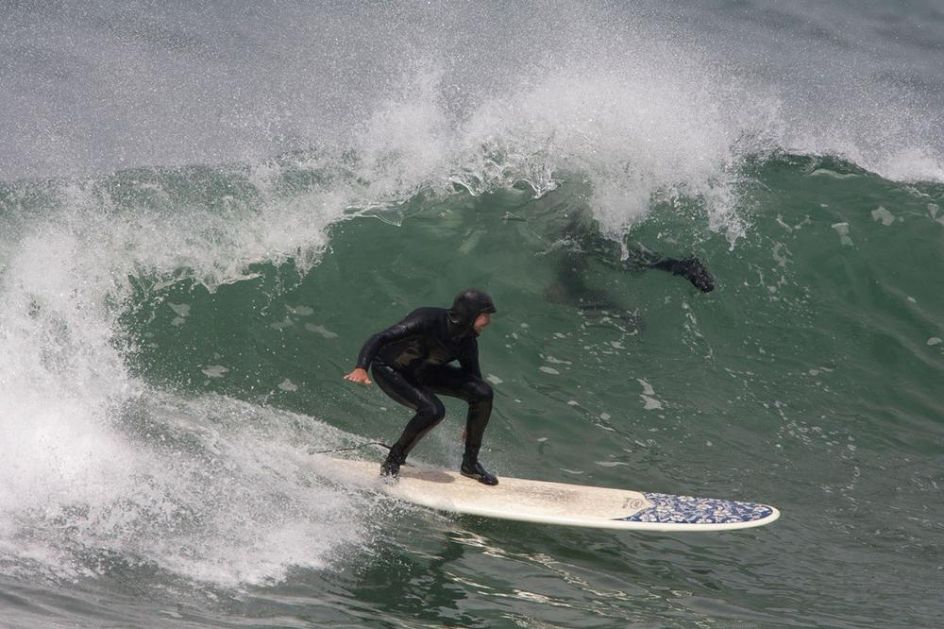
[316, 457, 780, 532]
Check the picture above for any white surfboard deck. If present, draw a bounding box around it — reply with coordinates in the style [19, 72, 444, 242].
[319, 457, 780, 532]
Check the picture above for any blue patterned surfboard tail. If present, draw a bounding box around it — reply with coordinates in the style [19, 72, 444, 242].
[616, 493, 777, 525]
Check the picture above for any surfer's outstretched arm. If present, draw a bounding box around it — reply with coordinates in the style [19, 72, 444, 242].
[343, 308, 432, 385]
[647, 256, 715, 292]
[600, 243, 715, 292]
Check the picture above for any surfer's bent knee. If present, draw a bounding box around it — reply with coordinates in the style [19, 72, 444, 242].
[417, 398, 446, 423]
[468, 379, 493, 403]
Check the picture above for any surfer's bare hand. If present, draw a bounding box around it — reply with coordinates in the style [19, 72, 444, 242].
[344, 367, 372, 385]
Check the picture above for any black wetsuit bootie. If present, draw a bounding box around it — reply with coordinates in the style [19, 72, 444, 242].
[380, 446, 406, 479]
[461, 447, 498, 486]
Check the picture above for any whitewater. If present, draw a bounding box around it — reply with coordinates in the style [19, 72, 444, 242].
[1, 2, 942, 627]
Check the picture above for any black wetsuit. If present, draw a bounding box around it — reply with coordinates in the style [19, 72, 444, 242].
[355, 290, 497, 472]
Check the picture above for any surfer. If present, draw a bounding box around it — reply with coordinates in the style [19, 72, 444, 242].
[544, 243, 714, 324]
[344, 289, 499, 485]
[543, 210, 715, 316]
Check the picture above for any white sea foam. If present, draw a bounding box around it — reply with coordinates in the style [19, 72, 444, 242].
[0, 202, 369, 586]
[871, 207, 897, 226]
[4, 3, 940, 235]
[2, 0, 943, 594]
[305, 323, 340, 339]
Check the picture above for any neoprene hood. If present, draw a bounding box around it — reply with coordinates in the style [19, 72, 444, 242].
[448, 289, 496, 330]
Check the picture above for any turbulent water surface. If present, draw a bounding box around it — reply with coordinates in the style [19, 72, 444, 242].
[1, 2, 943, 627]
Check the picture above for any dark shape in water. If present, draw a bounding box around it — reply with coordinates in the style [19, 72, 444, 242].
[544, 214, 714, 325]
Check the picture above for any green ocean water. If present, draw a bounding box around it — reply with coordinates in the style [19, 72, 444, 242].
[3, 2, 944, 627]
[3, 153, 941, 627]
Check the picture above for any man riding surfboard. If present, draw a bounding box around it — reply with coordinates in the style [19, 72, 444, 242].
[344, 289, 499, 485]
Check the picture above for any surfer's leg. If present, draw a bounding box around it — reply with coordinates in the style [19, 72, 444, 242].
[421, 365, 493, 448]
[371, 363, 446, 476]
[422, 366, 498, 485]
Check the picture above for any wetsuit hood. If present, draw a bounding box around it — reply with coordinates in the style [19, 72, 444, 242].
[448, 288, 496, 335]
